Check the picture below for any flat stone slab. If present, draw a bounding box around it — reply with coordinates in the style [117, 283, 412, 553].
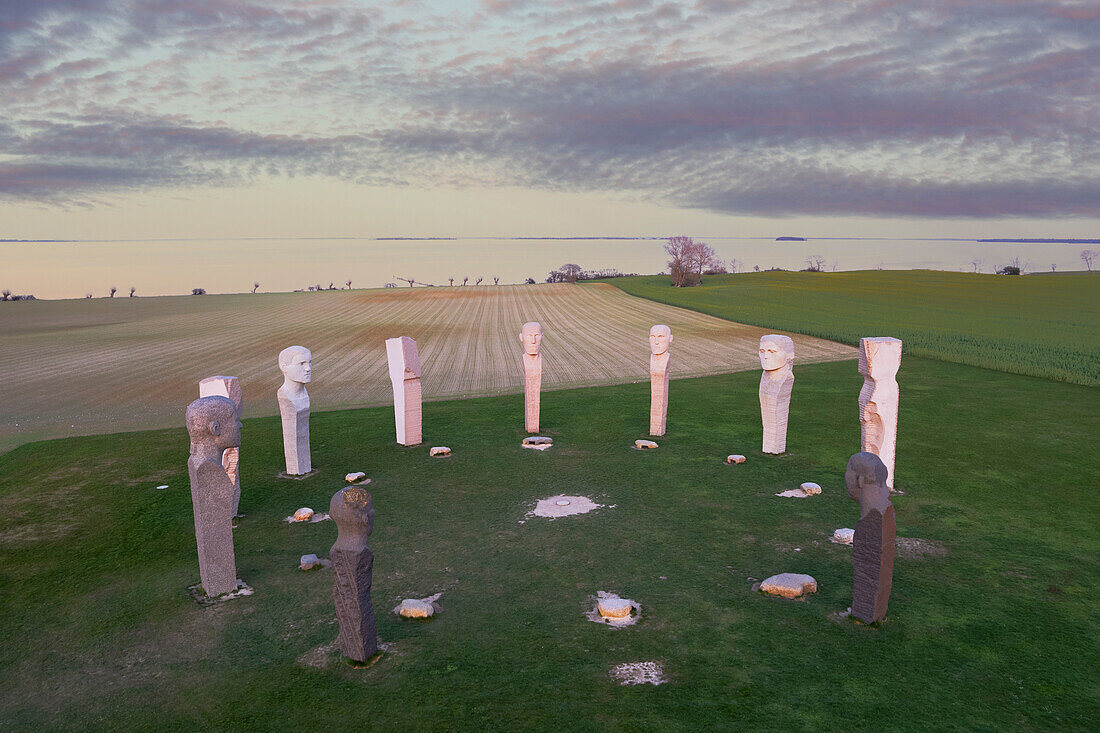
[832, 528, 855, 545]
[522, 436, 553, 450]
[610, 661, 666, 686]
[345, 472, 366, 482]
[586, 591, 640, 627]
[429, 446, 451, 457]
[634, 439, 658, 450]
[527, 495, 602, 520]
[285, 510, 331, 524]
[725, 455, 746, 464]
[760, 573, 818, 599]
[299, 554, 331, 571]
[776, 483, 822, 498]
[394, 592, 443, 618]
[800, 482, 822, 494]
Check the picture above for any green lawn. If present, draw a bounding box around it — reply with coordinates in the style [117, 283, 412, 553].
[602, 271, 1100, 385]
[2, 357, 1097, 731]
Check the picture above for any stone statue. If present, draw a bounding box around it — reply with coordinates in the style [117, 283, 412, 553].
[198, 376, 243, 516]
[186, 395, 241, 597]
[845, 451, 896, 623]
[758, 334, 794, 454]
[330, 485, 379, 663]
[386, 336, 422, 446]
[277, 346, 312, 475]
[649, 325, 672, 436]
[520, 321, 542, 433]
[858, 337, 902, 490]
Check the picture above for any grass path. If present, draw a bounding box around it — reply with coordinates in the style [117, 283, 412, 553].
[604, 270, 1100, 385]
[0, 283, 853, 453]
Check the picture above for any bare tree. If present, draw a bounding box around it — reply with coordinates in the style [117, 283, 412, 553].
[970, 257, 983, 273]
[831, 260, 839, 272]
[109, 286, 117, 298]
[192, 287, 206, 295]
[85, 292, 93, 298]
[462, 277, 468, 286]
[665, 236, 696, 287]
[804, 254, 826, 272]
[384, 282, 396, 288]
[129, 286, 136, 297]
[729, 258, 742, 274]
[252, 282, 260, 293]
[753, 265, 760, 272]
[1081, 249, 1098, 271]
[346, 279, 352, 289]
[493, 276, 499, 285]
[1051, 263, 1057, 272]
[475, 277, 483, 285]
[690, 240, 719, 281]
[1, 289, 10, 301]
[448, 277, 454, 286]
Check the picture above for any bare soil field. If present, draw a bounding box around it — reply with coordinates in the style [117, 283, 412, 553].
[0, 283, 854, 453]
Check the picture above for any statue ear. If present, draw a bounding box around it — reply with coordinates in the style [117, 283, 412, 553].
[209, 420, 222, 437]
[668, 333, 674, 343]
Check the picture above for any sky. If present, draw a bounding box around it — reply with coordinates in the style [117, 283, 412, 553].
[1, 0, 1098, 240]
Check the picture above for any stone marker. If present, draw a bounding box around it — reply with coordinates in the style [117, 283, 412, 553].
[760, 572, 817, 599]
[635, 439, 658, 449]
[386, 336, 423, 446]
[726, 454, 747, 464]
[300, 553, 323, 570]
[832, 528, 855, 545]
[845, 451, 896, 623]
[800, 481, 822, 495]
[858, 337, 903, 489]
[277, 346, 312, 475]
[330, 485, 379, 663]
[429, 446, 451, 457]
[597, 596, 633, 619]
[345, 472, 366, 483]
[520, 321, 543, 433]
[198, 376, 243, 516]
[397, 599, 434, 618]
[186, 395, 241, 597]
[293, 507, 314, 522]
[648, 325, 672, 436]
[522, 435, 552, 450]
[758, 335, 795, 454]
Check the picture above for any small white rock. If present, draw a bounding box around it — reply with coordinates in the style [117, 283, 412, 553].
[345, 472, 366, 482]
[634, 439, 658, 450]
[833, 528, 855, 544]
[522, 436, 553, 450]
[726, 455, 746, 464]
[760, 573, 818, 599]
[597, 597, 633, 619]
[429, 446, 451, 457]
[299, 553, 323, 570]
[397, 599, 435, 618]
[292, 507, 314, 522]
[800, 482, 822, 495]
[155, 484, 169, 490]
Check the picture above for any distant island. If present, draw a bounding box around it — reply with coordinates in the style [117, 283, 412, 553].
[775, 236, 807, 242]
[977, 238, 1100, 244]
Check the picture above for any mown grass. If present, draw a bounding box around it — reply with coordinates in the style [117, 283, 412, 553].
[1, 357, 1097, 731]
[602, 271, 1100, 385]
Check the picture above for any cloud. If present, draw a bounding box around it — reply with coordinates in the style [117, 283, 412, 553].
[1, 0, 1097, 217]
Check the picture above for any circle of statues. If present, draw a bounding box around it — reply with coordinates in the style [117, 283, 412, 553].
[185, 323, 903, 661]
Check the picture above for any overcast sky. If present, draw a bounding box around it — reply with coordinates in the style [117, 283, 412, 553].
[1, 0, 1097, 239]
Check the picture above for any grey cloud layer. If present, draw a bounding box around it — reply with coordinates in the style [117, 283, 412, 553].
[1, 0, 1096, 217]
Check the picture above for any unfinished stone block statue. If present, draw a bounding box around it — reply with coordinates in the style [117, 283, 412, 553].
[649, 325, 672, 436]
[758, 334, 795, 454]
[386, 336, 422, 446]
[845, 451, 896, 623]
[277, 346, 312, 475]
[520, 321, 542, 433]
[330, 485, 379, 663]
[186, 395, 242, 597]
[858, 337, 902, 490]
[199, 376, 243, 516]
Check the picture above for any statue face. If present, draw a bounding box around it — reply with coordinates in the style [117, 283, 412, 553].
[649, 325, 672, 355]
[216, 416, 243, 450]
[759, 336, 793, 371]
[520, 322, 542, 356]
[280, 347, 312, 384]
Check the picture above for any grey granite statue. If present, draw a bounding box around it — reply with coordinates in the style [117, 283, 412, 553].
[330, 485, 379, 662]
[186, 395, 241, 597]
[845, 451, 896, 623]
[277, 346, 312, 474]
[198, 376, 243, 516]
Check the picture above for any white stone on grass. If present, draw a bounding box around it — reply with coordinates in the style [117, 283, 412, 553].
[530, 495, 601, 519]
[429, 446, 451, 457]
[587, 591, 640, 627]
[345, 472, 366, 482]
[800, 482, 822, 495]
[832, 528, 855, 545]
[299, 553, 324, 570]
[293, 507, 314, 522]
[610, 661, 666, 686]
[726, 455, 746, 464]
[522, 436, 553, 450]
[597, 597, 633, 619]
[760, 573, 818, 599]
[634, 439, 658, 450]
[397, 599, 434, 618]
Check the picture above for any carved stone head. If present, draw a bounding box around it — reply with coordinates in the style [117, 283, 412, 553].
[278, 346, 312, 384]
[649, 325, 673, 356]
[845, 451, 892, 516]
[858, 337, 903, 380]
[520, 321, 542, 356]
[186, 395, 242, 453]
[759, 334, 794, 372]
[330, 485, 375, 538]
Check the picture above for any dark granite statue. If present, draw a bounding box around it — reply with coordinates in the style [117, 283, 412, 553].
[330, 486, 379, 662]
[186, 395, 241, 597]
[845, 451, 896, 623]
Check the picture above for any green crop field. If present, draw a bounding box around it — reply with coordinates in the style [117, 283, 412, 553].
[603, 270, 1100, 385]
[1, 357, 1097, 730]
[0, 284, 852, 455]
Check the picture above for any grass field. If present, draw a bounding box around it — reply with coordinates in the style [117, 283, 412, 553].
[603, 270, 1100, 385]
[1, 357, 1097, 730]
[0, 284, 853, 455]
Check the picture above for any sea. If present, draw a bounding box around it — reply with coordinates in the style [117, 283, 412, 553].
[2, 236, 1095, 299]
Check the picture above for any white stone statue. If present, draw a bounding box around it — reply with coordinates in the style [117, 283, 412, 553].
[198, 375, 243, 516]
[520, 321, 542, 433]
[277, 346, 312, 475]
[858, 337, 902, 490]
[386, 336, 423, 446]
[649, 325, 672, 436]
[759, 334, 794, 454]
